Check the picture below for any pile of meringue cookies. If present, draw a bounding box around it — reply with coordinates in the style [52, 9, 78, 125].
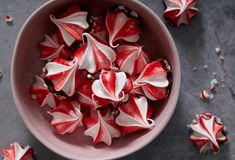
[1, 1, 228, 159]
[30, 4, 172, 146]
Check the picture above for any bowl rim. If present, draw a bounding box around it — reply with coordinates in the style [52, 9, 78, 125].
[11, 0, 181, 159]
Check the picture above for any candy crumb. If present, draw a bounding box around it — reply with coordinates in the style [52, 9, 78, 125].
[203, 65, 208, 71]
[5, 16, 13, 24]
[192, 66, 197, 71]
[200, 89, 210, 101]
[0, 68, 3, 79]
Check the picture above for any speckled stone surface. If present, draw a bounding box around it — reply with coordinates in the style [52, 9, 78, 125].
[0, 0, 235, 159]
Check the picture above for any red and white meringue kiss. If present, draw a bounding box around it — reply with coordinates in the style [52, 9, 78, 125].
[39, 34, 71, 61]
[50, 6, 89, 46]
[77, 78, 98, 108]
[74, 33, 116, 74]
[84, 110, 121, 146]
[30, 75, 56, 108]
[116, 44, 149, 76]
[2, 143, 33, 160]
[189, 113, 228, 154]
[45, 57, 79, 96]
[49, 100, 83, 134]
[135, 60, 170, 101]
[106, 11, 141, 48]
[163, 0, 199, 26]
[92, 70, 132, 105]
[116, 96, 154, 134]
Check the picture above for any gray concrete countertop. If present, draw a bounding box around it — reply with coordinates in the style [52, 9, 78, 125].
[0, 0, 235, 159]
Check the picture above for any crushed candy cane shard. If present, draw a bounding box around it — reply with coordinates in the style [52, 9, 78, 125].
[189, 113, 228, 153]
[5, 16, 13, 24]
[30, 75, 56, 107]
[39, 34, 71, 61]
[92, 70, 130, 104]
[106, 11, 141, 48]
[2, 143, 33, 160]
[116, 44, 149, 76]
[45, 57, 79, 96]
[49, 100, 83, 134]
[215, 47, 221, 54]
[116, 96, 154, 134]
[135, 60, 170, 100]
[200, 89, 210, 101]
[50, 9, 89, 46]
[84, 111, 121, 146]
[74, 33, 116, 74]
[163, 0, 199, 26]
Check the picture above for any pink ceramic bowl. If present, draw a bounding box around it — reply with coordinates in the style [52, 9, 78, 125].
[11, 0, 181, 159]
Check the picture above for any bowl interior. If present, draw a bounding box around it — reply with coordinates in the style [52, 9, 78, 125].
[12, 0, 180, 159]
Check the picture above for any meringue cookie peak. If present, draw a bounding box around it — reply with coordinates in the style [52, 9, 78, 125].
[50, 9, 89, 46]
[116, 96, 154, 134]
[39, 34, 71, 61]
[116, 44, 149, 76]
[49, 100, 83, 134]
[2, 143, 33, 160]
[163, 0, 199, 26]
[30, 75, 56, 108]
[45, 57, 79, 96]
[84, 110, 121, 146]
[74, 33, 116, 74]
[92, 70, 128, 104]
[189, 113, 228, 154]
[135, 60, 170, 100]
[106, 11, 141, 48]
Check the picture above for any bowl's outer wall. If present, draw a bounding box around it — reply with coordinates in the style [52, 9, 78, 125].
[11, 0, 181, 159]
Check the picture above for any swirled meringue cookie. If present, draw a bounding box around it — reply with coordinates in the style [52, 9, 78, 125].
[49, 100, 83, 134]
[189, 113, 228, 154]
[50, 5, 89, 46]
[163, 0, 199, 26]
[135, 60, 170, 101]
[116, 96, 154, 134]
[116, 44, 149, 76]
[2, 143, 33, 160]
[39, 34, 71, 61]
[30, 75, 57, 108]
[45, 57, 79, 96]
[105, 11, 141, 48]
[92, 70, 132, 106]
[77, 77, 100, 108]
[74, 33, 116, 74]
[84, 110, 121, 146]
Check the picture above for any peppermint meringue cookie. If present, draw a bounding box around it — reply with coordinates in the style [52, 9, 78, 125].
[2, 143, 33, 160]
[116, 96, 155, 134]
[163, 0, 199, 26]
[74, 33, 116, 74]
[77, 78, 99, 108]
[50, 6, 89, 46]
[135, 60, 170, 101]
[84, 110, 121, 146]
[30, 75, 57, 108]
[189, 113, 228, 154]
[92, 70, 132, 105]
[106, 11, 141, 48]
[45, 57, 79, 96]
[116, 44, 149, 76]
[49, 100, 83, 134]
[39, 34, 71, 61]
